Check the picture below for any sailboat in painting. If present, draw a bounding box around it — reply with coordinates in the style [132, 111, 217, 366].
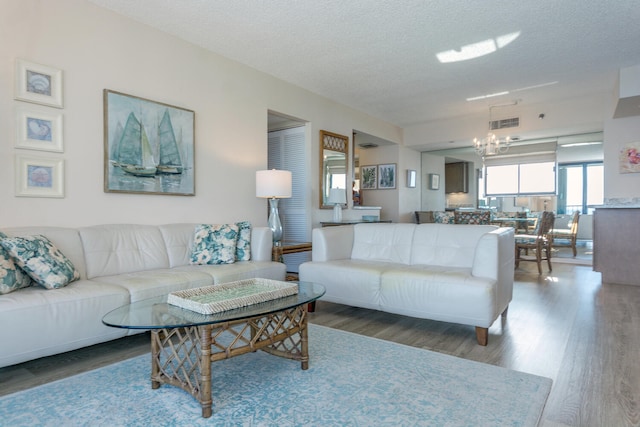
[112, 112, 157, 177]
[156, 110, 183, 174]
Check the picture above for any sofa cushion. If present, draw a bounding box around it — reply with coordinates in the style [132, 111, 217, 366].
[0, 235, 80, 289]
[299, 259, 397, 310]
[351, 223, 415, 264]
[159, 223, 197, 268]
[79, 225, 170, 279]
[0, 231, 32, 294]
[0, 280, 129, 368]
[95, 269, 214, 302]
[177, 261, 286, 285]
[190, 224, 239, 265]
[380, 266, 497, 327]
[235, 221, 251, 261]
[410, 224, 498, 268]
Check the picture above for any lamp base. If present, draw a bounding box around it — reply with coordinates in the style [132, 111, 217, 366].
[268, 198, 283, 243]
[332, 203, 342, 222]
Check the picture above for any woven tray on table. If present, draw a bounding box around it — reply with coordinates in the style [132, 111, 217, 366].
[167, 278, 299, 314]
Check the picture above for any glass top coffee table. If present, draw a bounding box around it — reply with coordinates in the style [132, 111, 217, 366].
[103, 281, 325, 418]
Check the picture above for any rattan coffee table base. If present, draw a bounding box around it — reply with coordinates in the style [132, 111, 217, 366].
[149, 305, 309, 418]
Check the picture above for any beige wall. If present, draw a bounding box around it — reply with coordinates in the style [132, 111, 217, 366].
[0, 0, 401, 228]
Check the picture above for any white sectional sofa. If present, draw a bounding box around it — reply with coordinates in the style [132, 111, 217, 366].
[299, 223, 514, 345]
[0, 223, 285, 368]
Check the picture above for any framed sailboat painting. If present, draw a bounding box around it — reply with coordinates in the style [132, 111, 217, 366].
[103, 90, 195, 195]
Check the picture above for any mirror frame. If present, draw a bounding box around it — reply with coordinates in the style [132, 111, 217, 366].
[319, 130, 349, 209]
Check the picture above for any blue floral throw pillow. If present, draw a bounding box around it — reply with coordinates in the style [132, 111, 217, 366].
[235, 221, 251, 261]
[190, 224, 239, 265]
[434, 211, 455, 224]
[0, 231, 32, 295]
[0, 235, 80, 290]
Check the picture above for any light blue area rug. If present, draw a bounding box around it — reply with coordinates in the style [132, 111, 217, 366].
[0, 324, 551, 426]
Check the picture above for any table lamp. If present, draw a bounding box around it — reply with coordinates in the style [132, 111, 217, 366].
[256, 169, 292, 244]
[328, 188, 347, 222]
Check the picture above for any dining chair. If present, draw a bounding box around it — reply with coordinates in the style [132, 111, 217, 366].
[549, 211, 580, 256]
[515, 211, 555, 274]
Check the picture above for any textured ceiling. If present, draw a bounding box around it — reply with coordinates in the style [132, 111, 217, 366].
[89, 0, 640, 130]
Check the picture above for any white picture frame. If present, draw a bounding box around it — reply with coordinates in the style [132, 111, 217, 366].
[429, 173, 440, 190]
[14, 59, 64, 108]
[15, 106, 64, 152]
[407, 169, 417, 188]
[15, 154, 64, 198]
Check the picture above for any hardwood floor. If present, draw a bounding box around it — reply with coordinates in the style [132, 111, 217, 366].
[1, 249, 638, 426]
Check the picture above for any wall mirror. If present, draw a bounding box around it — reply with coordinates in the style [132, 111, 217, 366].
[319, 130, 349, 209]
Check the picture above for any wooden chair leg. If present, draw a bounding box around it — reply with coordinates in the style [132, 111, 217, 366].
[571, 238, 577, 257]
[475, 327, 488, 346]
[536, 244, 542, 274]
[546, 245, 553, 271]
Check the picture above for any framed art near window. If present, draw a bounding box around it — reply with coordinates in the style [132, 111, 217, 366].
[15, 154, 64, 198]
[14, 59, 63, 108]
[103, 89, 195, 196]
[378, 163, 396, 189]
[15, 106, 63, 152]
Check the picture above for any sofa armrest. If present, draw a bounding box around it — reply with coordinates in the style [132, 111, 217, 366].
[250, 227, 273, 262]
[472, 227, 514, 314]
[311, 226, 354, 262]
[472, 227, 514, 278]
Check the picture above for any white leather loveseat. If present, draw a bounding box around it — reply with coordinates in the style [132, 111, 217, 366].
[299, 223, 514, 345]
[0, 223, 285, 368]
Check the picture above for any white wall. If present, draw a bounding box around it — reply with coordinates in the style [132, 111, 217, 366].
[420, 153, 445, 211]
[0, 0, 401, 228]
[398, 146, 422, 223]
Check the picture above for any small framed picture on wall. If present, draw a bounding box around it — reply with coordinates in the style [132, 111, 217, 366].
[378, 163, 396, 189]
[14, 59, 64, 108]
[428, 173, 440, 190]
[407, 169, 416, 188]
[360, 165, 377, 189]
[15, 106, 64, 152]
[15, 154, 64, 198]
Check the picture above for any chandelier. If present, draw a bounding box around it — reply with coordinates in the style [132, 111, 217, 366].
[473, 132, 511, 156]
[473, 104, 514, 157]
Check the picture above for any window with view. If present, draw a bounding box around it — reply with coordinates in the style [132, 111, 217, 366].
[484, 161, 556, 196]
[557, 162, 603, 214]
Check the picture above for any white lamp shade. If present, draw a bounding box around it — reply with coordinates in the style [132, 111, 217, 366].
[328, 188, 347, 204]
[256, 169, 292, 198]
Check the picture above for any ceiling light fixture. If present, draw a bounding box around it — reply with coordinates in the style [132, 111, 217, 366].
[473, 104, 516, 157]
